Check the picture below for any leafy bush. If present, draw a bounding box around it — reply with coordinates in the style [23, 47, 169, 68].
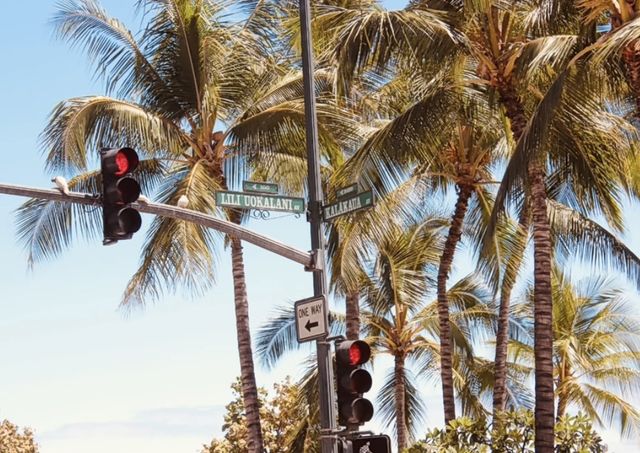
[404, 410, 607, 453]
[201, 377, 316, 453]
[0, 420, 39, 453]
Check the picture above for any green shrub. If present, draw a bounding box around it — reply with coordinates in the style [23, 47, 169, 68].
[404, 410, 607, 453]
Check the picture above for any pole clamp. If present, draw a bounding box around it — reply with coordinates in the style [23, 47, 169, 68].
[305, 249, 324, 272]
[306, 200, 324, 222]
[319, 427, 349, 438]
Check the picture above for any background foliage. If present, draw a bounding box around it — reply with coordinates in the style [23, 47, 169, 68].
[0, 420, 39, 453]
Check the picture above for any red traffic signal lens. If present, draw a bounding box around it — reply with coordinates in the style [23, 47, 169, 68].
[114, 148, 139, 176]
[348, 341, 370, 365]
[115, 152, 129, 175]
[349, 343, 361, 365]
[336, 340, 371, 366]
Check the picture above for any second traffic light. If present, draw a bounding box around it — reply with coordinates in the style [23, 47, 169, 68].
[100, 147, 142, 245]
[335, 339, 374, 427]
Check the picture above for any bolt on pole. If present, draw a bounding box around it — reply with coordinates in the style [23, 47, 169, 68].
[298, 1, 338, 452]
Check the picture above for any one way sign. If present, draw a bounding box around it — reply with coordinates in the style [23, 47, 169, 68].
[294, 296, 327, 343]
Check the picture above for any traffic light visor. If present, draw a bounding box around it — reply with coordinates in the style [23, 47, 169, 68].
[352, 397, 374, 423]
[350, 368, 372, 393]
[117, 177, 141, 203]
[117, 207, 142, 234]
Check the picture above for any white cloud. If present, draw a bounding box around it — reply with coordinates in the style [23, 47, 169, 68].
[37, 405, 226, 453]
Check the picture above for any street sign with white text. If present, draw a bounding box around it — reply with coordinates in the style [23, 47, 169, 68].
[216, 190, 305, 214]
[295, 296, 327, 343]
[323, 191, 374, 221]
[336, 183, 358, 199]
[243, 180, 279, 194]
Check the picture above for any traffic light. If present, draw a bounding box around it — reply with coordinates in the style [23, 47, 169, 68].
[335, 339, 374, 427]
[100, 147, 142, 245]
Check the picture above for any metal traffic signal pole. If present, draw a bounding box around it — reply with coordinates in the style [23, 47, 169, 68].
[298, 1, 338, 452]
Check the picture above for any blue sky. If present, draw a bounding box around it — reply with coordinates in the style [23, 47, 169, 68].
[0, 1, 638, 453]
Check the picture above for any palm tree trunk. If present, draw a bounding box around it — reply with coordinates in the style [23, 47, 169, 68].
[437, 185, 473, 425]
[345, 291, 360, 340]
[394, 354, 408, 452]
[556, 383, 569, 422]
[492, 204, 530, 415]
[498, 82, 528, 141]
[529, 161, 555, 452]
[494, 79, 530, 417]
[230, 237, 264, 453]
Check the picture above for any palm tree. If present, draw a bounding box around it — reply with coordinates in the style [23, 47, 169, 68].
[15, 1, 356, 450]
[433, 3, 583, 431]
[366, 5, 640, 448]
[511, 270, 640, 438]
[365, 245, 499, 452]
[487, 28, 640, 450]
[539, 0, 640, 118]
[326, 64, 503, 426]
[318, 1, 579, 434]
[257, 209, 507, 452]
[360, 218, 444, 452]
[425, 99, 505, 424]
[326, 177, 431, 341]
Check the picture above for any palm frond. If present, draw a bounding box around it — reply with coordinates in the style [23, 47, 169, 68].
[15, 172, 102, 267]
[513, 34, 579, 83]
[121, 160, 223, 307]
[327, 175, 441, 296]
[583, 384, 640, 438]
[255, 305, 300, 370]
[228, 99, 359, 177]
[548, 200, 640, 290]
[41, 96, 188, 174]
[140, 0, 230, 119]
[15, 159, 165, 267]
[255, 304, 345, 370]
[376, 367, 427, 443]
[333, 81, 462, 193]
[53, 0, 173, 101]
[330, 6, 463, 95]
[591, 16, 640, 66]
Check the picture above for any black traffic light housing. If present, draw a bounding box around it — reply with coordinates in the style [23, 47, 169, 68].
[100, 147, 142, 245]
[335, 339, 374, 427]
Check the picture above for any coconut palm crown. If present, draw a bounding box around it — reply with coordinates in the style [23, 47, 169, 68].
[511, 270, 640, 438]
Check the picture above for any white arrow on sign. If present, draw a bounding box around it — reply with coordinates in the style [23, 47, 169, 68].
[294, 296, 328, 343]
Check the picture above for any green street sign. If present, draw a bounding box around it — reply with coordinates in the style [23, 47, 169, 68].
[336, 183, 358, 199]
[323, 190, 374, 221]
[216, 190, 305, 214]
[243, 180, 279, 194]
